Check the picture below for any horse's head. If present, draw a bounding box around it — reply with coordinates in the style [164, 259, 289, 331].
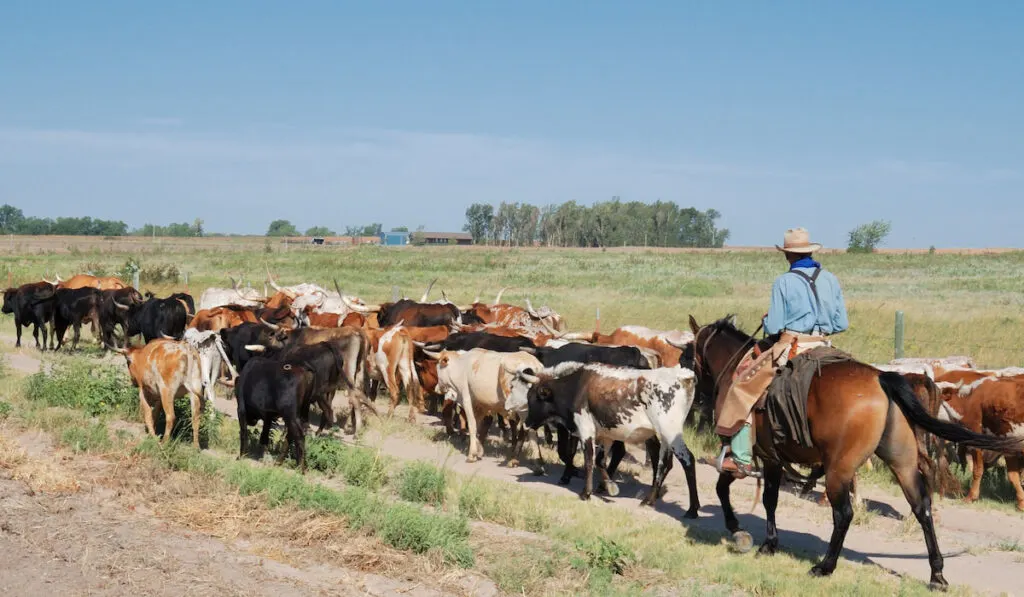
[687, 314, 758, 402]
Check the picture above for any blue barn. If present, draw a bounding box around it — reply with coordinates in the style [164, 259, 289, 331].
[379, 230, 410, 246]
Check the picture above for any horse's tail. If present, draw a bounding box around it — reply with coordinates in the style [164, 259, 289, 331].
[879, 371, 1024, 453]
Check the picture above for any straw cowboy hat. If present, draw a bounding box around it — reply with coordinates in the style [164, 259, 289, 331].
[775, 227, 822, 254]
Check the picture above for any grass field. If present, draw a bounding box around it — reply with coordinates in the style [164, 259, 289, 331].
[4, 237, 1024, 368]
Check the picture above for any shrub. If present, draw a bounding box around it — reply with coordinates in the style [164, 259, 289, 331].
[573, 537, 635, 576]
[397, 461, 447, 505]
[25, 360, 137, 417]
[59, 421, 112, 453]
[0, 401, 11, 419]
[378, 502, 473, 567]
[305, 436, 389, 489]
[847, 220, 892, 254]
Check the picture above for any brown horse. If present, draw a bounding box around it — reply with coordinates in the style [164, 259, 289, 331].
[687, 315, 1023, 590]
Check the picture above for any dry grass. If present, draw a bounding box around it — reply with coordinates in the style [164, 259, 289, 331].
[0, 427, 80, 494]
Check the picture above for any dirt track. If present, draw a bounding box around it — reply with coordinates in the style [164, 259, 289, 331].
[5, 345, 1024, 596]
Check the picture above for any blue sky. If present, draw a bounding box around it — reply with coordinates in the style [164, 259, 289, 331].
[1, 2, 1021, 247]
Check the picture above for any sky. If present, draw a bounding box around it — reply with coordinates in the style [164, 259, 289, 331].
[1, 2, 1022, 248]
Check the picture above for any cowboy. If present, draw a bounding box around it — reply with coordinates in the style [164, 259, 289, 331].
[717, 227, 849, 477]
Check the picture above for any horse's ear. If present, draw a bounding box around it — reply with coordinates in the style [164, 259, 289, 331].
[727, 314, 739, 328]
[688, 315, 700, 334]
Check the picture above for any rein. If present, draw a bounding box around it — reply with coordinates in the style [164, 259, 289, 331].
[698, 321, 762, 400]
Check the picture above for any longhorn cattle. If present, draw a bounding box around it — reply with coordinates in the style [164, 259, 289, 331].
[47, 274, 128, 291]
[189, 305, 259, 332]
[458, 288, 567, 333]
[133, 293, 192, 342]
[523, 343, 651, 370]
[182, 328, 238, 417]
[364, 325, 424, 421]
[98, 287, 145, 348]
[219, 322, 290, 374]
[235, 355, 313, 471]
[428, 331, 537, 353]
[566, 326, 694, 368]
[508, 362, 700, 515]
[53, 287, 101, 350]
[111, 339, 206, 447]
[197, 278, 267, 310]
[345, 296, 461, 328]
[3, 282, 57, 350]
[938, 377, 1024, 510]
[431, 348, 546, 470]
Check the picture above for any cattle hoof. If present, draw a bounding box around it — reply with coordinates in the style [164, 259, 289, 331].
[466, 456, 479, 464]
[558, 475, 572, 486]
[579, 492, 591, 501]
[506, 459, 519, 468]
[639, 497, 653, 507]
[730, 531, 753, 554]
[531, 467, 545, 476]
[600, 481, 619, 497]
[963, 495, 978, 504]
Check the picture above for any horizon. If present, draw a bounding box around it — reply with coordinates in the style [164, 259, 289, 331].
[2, 3, 1021, 249]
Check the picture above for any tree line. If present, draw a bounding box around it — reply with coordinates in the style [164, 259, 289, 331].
[0, 204, 209, 237]
[463, 199, 730, 248]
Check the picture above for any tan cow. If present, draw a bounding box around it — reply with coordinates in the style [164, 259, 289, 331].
[112, 339, 205, 448]
[566, 325, 694, 367]
[430, 348, 545, 469]
[46, 273, 127, 291]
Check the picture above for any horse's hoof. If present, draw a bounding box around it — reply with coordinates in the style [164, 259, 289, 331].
[639, 497, 653, 507]
[531, 467, 545, 476]
[683, 508, 698, 520]
[757, 542, 777, 557]
[809, 563, 833, 577]
[558, 475, 572, 486]
[731, 531, 753, 553]
[466, 456, 479, 464]
[506, 459, 519, 468]
[600, 481, 619, 497]
[579, 492, 591, 501]
[928, 574, 949, 592]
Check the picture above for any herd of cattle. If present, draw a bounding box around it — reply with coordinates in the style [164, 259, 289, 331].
[3, 272, 1024, 514]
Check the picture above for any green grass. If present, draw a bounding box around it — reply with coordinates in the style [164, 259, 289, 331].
[396, 460, 448, 505]
[305, 435, 390, 489]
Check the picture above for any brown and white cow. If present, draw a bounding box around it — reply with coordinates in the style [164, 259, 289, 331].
[46, 273, 128, 291]
[566, 326, 694, 367]
[937, 377, 1024, 510]
[112, 339, 206, 447]
[430, 348, 545, 469]
[364, 324, 424, 421]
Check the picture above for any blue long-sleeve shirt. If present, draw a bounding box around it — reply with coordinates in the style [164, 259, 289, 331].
[763, 266, 849, 335]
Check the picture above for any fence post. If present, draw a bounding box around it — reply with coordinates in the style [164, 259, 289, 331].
[894, 310, 905, 360]
[132, 271, 140, 289]
[184, 271, 189, 291]
[595, 307, 600, 333]
[392, 286, 399, 302]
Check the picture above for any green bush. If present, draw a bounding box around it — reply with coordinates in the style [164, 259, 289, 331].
[305, 436, 389, 490]
[573, 537, 635, 576]
[25, 360, 137, 417]
[59, 421, 112, 453]
[0, 401, 11, 419]
[397, 461, 447, 505]
[378, 502, 473, 567]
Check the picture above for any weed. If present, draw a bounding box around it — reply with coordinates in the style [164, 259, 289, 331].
[25, 359, 136, 418]
[59, 421, 112, 453]
[573, 537, 635, 575]
[378, 502, 473, 566]
[0, 401, 11, 419]
[397, 461, 447, 505]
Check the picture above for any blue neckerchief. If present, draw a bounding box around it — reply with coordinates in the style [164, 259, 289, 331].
[790, 256, 821, 270]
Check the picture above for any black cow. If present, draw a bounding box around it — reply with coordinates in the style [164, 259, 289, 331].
[431, 331, 537, 353]
[220, 322, 290, 373]
[134, 294, 190, 343]
[377, 299, 460, 328]
[524, 343, 651, 370]
[277, 341, 347, 435]
[98, 288, 144, 348]
[53, 287, 101, 350]
[235, 356, 313, 471]
[168, 292, 195, 319]
[2, 282, 57, 350]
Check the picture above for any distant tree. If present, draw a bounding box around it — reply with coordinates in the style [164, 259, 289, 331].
[305, 226, 335, 236]
[463, 203, 494, 244]
[19, 217, 54, 235]
[266, 219, 300, 237]
[0, 204, 25, 234]
[390, 226, 409, 232]
[410, 225, 426, 246]
[344, 223, 383, 237]
[847, 220, 892, 253]
[192, 218, 205, 237]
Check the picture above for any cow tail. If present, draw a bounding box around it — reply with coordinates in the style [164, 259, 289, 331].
[403, 332, 424, 410]
[880, 371, 1024, 453]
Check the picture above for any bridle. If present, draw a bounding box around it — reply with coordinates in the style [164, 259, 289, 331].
[695, 321, 762, 400]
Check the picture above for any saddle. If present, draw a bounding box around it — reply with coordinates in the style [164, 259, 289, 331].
[754, 345, 855, 455]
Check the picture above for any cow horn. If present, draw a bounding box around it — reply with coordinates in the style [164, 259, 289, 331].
[266, 265, 282, 291]
[518, 346, 537, 355]
[236, 287, 267, 303]
[472, 289, 482, 304]
[160, 332, 175, 340]
[422, 349, 442, 360]
[516, 367, 541, 385]
[259, 317, 281, 331]
[412, 340, 428, 348]
[55, 274, 64, 282]
[561, 332, 594, 342]
[244, 344, 267, 352]
[525, 297, 540, 318]
[113, 300, 131, 311]
[420, 278, 437, 303]
[342, 295, 379, 312]
[42, 276, 58, 285]
[493, 287, 509, 306]
[441, 289, 449, 302]
[664, 338, 691, 349]
[333, 279, 344, 297]
[538, 318, 566, 338]
[229, 276, 240, 290]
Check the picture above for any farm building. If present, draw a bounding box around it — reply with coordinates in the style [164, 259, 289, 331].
[380, 230, 410, 246]
[421, 232, 473, 245]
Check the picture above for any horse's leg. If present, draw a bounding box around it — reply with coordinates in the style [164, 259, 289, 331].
[758, 462, 784, 556]
[880, 435, 948, 590]
[810, 467, 856, 577]
[717, 471, 752, 551]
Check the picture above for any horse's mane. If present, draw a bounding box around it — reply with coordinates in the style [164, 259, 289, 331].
[705, 315, 777, 352]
